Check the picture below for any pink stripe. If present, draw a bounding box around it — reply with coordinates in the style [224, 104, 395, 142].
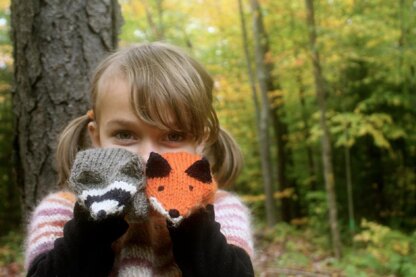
[31, 231, 63, 245]
[36, 208, 73, 218]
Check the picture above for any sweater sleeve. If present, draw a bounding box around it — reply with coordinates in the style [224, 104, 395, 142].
[24, 191, 76, 270]
[24, 191, 129, 277]
[214, 190, 254, 258]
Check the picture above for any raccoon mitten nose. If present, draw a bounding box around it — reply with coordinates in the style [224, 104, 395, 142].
[96, 210, 107, 220]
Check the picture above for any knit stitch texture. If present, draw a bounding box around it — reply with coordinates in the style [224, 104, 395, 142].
[145, 152, 217, 225]
[25, 190, 254, 276]
[69, 148, 148, 220]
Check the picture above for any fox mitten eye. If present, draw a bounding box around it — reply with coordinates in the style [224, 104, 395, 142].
[145, 152, 217, 226]
[69, 148, 148, 220]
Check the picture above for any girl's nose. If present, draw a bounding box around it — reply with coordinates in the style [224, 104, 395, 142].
[139, 140, 158, 162]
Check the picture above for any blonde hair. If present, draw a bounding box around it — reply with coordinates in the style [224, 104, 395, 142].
[56, 42, 242, 187]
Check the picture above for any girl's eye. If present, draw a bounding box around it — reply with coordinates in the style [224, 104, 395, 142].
[166, 132, 185, 142]
[114, 131, 135, 140]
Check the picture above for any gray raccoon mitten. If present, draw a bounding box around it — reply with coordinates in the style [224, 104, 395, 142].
[69, 148, 148, 220]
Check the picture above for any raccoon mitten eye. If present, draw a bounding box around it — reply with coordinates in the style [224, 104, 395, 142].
[113, 154, 146, 189]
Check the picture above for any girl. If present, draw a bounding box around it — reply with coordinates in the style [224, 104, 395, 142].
[24, 42, 254, 276]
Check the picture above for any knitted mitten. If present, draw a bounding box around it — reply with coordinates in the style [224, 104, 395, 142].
[69, 148, 148, 220]
[145, 152, 217, 226]
[167, 205, 254, 277]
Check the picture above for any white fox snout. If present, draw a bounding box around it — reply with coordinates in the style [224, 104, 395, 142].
[149, 197, 184, 226]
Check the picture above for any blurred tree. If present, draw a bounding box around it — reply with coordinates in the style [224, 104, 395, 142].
[140, 0, 165, 41]
[304, 0, 342, 258]
[11, 0, 123, 218]
[249, 0, 277, 226]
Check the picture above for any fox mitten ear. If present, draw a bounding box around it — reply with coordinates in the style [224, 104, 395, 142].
[69, 148, 148, 220]
[145, 152, 217, 226]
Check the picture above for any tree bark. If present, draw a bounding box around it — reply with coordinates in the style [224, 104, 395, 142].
[11, 0, 123, 218]
[344, 144, 355, 235]
[238, 0, 260, 128]
[304, 0, 342, 258]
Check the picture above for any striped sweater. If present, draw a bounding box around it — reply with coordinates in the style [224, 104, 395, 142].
[25, 190, 254, 276]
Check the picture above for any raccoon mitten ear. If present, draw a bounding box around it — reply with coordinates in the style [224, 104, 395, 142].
[69, 148, 145, 220]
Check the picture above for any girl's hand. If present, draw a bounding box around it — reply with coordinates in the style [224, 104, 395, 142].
[69, 147, 149, 220]
[167, 205, 254, 277]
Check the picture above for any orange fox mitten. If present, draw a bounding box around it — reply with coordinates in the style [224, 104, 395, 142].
[145, 152, 218, 225]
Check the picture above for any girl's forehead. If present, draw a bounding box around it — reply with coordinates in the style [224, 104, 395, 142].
[95, 72, 180, 131]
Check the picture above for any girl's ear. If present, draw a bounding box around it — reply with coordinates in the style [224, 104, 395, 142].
[87, 121, 101, 147]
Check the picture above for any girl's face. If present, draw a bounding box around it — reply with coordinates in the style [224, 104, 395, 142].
[87, 77, 199, 161]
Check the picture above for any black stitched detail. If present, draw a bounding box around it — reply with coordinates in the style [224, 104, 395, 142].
[146, 152, 172, 178]
[185, 158, 212, 184]
[84, 188, 132, 208]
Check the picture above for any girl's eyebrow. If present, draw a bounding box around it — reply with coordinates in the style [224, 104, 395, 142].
[106, 119, 137, 128]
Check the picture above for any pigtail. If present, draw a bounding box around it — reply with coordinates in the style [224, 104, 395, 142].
[204, 128, 243, 188]
[56, 114, 91, 187]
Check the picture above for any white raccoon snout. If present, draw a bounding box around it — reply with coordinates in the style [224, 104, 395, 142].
[90, 199, 124, 218]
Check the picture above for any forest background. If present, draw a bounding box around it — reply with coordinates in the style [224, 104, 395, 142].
[1, 0, 416, 276]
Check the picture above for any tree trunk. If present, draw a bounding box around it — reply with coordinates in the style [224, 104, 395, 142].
[304, 0, 342, 258]
[11, 0, 123, 218]
[238, 0, 260, 127]
[297, 71, 317, 190]
[249, 0, 277, 226]
[344, 145, 355, 235]
[250, 0, 293, 223]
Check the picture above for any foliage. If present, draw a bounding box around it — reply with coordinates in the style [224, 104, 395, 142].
[335, 219, 416, 276]
[0, 0, 19, 236]
[254, 221, 416, 276]
[0, 230, 23, 276]
[0, 0, 416, 271]
[0, 230, 23, 267]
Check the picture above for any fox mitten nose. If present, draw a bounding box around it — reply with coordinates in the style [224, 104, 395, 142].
[145, 152, 218, 226]
[69, 148, 148, 220]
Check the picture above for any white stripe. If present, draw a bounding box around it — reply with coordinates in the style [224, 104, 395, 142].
[30, 213, 71, 227]
[79, 181, 136, 200]
[119, 266, 152, 277]
[215, 209, 249, 223]
[29, 235, 61, 252]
